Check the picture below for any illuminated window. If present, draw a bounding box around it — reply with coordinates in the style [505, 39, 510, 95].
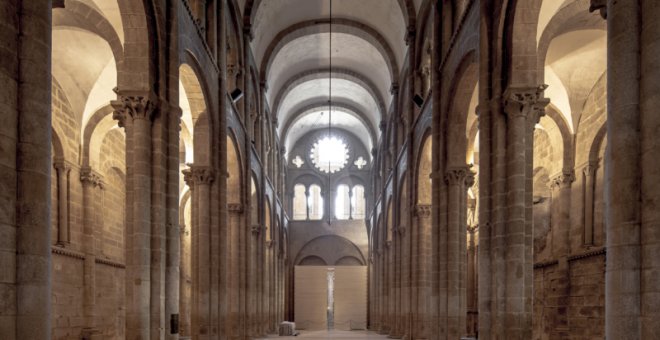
[351, 185, 366, 219]
[310, 136, 349, 173]
[293, 184, 307, 220]
[335, 184, 351, 220]
[308, 184, 324, 220]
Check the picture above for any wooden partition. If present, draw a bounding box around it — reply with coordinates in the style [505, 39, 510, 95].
[294, 266, 367, 331]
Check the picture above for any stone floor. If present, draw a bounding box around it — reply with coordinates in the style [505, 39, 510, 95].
[257, 330, 389, 339]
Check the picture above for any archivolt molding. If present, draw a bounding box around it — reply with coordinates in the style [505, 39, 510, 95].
[280, 101, 378, 151]
[272, 68, 386, 121]
[115, 0, 152, 91]
[543, 105, 575, 170]
[82, 104, 119, 168]
[260, 18, 400, 85]
[293, 234, 366, 266]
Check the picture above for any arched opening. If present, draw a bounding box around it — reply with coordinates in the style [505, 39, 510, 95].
[335, 184, 351, 220]
[308, 184, 324, 221]
[351, 185, 366, 219]
[293, 184, 308, 220]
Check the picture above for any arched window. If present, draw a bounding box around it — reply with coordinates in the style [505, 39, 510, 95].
[351, 185, 366, 219]
[293, 184, 307, 220]
[335, 184, 351, 220]
[308, 184, 323, 220]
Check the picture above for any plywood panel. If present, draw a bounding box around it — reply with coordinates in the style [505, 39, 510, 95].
[334, 266, 367, 330]
[294, 266, 328, 330]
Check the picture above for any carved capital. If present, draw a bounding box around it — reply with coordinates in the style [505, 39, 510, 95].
[405, 25, 416, 46]
[397, 225, 407, 236]
[251, 224, 261, 235]
[80, 166, 104, 188]
[589, 0, 607, 19]
[227, 64, 238, 77]
[243, 25, 254, 42]
[228, 203, 244, 213]
[390, 82, 400, 95]
[444, 166, 475, 187]
[415, 204, 431, 218]
[418, 66, 431, 77]
[53, 160, 73, 174]
[550, 170, 575, 189]
[379, 120, 387, 132]
[583, 162, 598, 177]
[503, 85, 550, 123]
[182, 166, 215, 187]
[111, 92, 157, 127]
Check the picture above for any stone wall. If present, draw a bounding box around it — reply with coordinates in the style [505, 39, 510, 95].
[531, 72, 607, 339]
[49, 78, 127, 339]
[51, 253, 84, 339]
[289, 220, 368, 266]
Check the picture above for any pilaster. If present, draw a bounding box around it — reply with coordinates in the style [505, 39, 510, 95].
[53, 160, 73, 246]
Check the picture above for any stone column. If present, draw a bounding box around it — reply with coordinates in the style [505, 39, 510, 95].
[386, 239, 394, 335]
[80, 167, 103, 336]
[391, 225, 403, 338]
[371, 250, 381, 331]
[582, 163, 597, 245]
[112, 93, 157, 340]
[639, 1, 660, 336]
[183, 166, 215, 339]
[377, 242, 388, 334]
[399, 224, 410, 339]
[413, 205, 431, 339]
[604, 0, 660, 337]
[501, 86, 548, 339]
[53, 160, 71, 245]
[390, 223, 402, 338]
[179, 224, 190, 337]
[550, 171, 574, 257]
[248, 224, 261, 336]
[0, 2, 54, 338]
[549, 171, 574, 337]
[227, 203, 243, 339]
[165, 103, 182, 340]
[466, 225, 478, 337]
[605, 0, 642, 335]
[442, 167, 473, 339]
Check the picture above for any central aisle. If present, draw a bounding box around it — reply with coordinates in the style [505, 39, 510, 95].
[257, 330, 388, 339]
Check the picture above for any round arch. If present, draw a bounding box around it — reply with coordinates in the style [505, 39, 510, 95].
[180, 61, 213, 166]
